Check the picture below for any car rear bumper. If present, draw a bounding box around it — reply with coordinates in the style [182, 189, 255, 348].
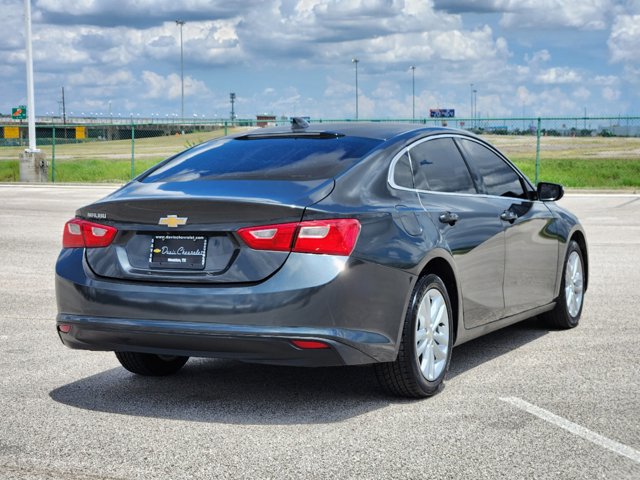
[56, 314, 384, 367]
[55, 249, 414, 366]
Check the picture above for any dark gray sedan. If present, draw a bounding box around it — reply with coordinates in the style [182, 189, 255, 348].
[55, 122, 588, 397]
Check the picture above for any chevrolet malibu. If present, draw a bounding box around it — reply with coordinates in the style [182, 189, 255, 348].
[55, 121, 588, 397]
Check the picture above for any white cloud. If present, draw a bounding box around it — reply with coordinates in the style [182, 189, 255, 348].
[572, 87, 592, 100]
[68, 67, 134, 87]
[593, 75, 619, 86]
[372, 80, 401, 100]
[1, 0, 636, 117]
[435, 0, 614, 29]
[323, 77, 354, 97]
[526, 49, 551, 64]
[535, 67, 582, 84]
[602, 87, 620, 101]
[141, 71, 211, 100]
[608, 14, 640, 63]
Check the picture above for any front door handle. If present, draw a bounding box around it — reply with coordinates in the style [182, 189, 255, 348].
[500, 210, 518, 223]
[439, 211, 459, 226]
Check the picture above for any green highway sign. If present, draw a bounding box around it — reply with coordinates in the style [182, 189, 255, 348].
[12, 106, 26, 119]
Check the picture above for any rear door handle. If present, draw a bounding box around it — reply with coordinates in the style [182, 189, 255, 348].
[439, 211, 459, 226]
[500, 210, 518, 223]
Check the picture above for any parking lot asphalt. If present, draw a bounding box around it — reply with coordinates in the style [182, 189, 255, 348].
[0, 184, 638, 479]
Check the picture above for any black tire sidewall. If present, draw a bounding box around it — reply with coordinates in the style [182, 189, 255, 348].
[405, 274, 454, 395]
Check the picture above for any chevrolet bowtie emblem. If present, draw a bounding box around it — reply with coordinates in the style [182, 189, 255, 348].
[158, 215, 188, 228]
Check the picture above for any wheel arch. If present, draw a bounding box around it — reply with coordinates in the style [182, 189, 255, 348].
[418, 256, 461, 346]
[569, 229, 589, 293]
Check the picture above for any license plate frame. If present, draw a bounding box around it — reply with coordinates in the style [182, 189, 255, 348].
[149, 234, 207, 270]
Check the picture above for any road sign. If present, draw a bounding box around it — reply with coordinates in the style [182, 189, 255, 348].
[430, 109, 455, 118]
[12, 106, 27, 119]
[4, 126, 19, 139]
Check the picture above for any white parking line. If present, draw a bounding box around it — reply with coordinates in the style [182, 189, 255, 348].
[500, 397, 640, 464]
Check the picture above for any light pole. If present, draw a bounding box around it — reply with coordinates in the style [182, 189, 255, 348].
[470, 83, 473, 123]
[230, 92, 236, 121]
[19, 0, 48, 182]
[24, 0, 38, 153]
[352, 57, 359, 120]
[176, 20, 185, 121]
[410, 66, 416, 121]
[473, 89, 477, 126]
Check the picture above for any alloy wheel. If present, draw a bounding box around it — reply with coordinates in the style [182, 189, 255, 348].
[565, 250, 584, 317]
[415, 288, 450, 381]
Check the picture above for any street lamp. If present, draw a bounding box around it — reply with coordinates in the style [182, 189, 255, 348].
[352, 57, 359, 120]
[410, 66, 416, 121]
[175, 20, 185, 121]
[24, 0, 38, 153]
[469, 83, 474, 123]
[473, 88, 478, 126]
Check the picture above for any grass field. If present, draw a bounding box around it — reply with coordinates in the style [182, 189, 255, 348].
[488, 134, 640, 189]
[1, 130, 639, 188]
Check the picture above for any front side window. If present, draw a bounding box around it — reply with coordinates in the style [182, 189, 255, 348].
[409, 138, 476, 194]
[456, 139, 526, 198]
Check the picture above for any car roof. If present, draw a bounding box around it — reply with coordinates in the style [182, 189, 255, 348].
[244, 122, 457, 141]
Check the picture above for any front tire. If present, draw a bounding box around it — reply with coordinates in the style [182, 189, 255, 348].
[115, 352, 189, 376]
[541, 240, 585, 329]
[375, 274, 453, 398]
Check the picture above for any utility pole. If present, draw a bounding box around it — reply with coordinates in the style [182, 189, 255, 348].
[61, 86, 66, 124]
[352, 58, 359, 120]
[20, 0, 47, 182]
[176, 20, 185, 121]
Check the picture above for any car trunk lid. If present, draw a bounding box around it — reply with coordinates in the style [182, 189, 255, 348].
[80, 178, 334, 284]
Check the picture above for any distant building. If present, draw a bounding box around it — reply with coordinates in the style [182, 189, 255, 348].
[609, 125, 640, 137]
[256, 114, 276, 128]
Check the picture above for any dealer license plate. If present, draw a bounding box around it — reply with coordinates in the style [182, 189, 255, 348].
[150, 235, 207, 270]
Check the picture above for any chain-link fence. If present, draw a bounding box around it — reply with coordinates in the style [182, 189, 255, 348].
[1, 116, 639, 186]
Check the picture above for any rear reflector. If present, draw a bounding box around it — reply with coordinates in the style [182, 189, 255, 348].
[57, 324, 72, 333]
[237, 222, 297, 252]
[291, 340, 330, 349]
[62, 218, 117, 248]
[238, 219, 360, 256]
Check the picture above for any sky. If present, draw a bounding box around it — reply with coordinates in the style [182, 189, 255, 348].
[1, 0, 639, 120]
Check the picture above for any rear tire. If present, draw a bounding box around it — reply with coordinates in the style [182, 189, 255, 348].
[115, 352, 189, 376]
[375, 274, 453, 398]
[541, 240, 585, 329]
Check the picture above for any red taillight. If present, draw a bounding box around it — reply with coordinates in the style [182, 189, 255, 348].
[294, 219, 360, 256]
[62, 218, 117, 248]
[237, 219, 360, 256]
[58, 324, 72, 333]
[291, 339, 330, 349]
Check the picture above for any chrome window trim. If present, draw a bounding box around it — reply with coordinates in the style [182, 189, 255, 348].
[387, 133, 537, 201]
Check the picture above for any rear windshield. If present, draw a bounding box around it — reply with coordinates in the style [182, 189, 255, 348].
[141, 136, 382, 182]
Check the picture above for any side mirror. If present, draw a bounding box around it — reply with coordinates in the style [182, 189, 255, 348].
[537, 182, 564, 202]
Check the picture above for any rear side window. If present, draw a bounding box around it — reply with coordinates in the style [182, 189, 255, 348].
[456, 139, 526, 198]
[409, 138, 476, 194]
[141, 136, 382, 182]
[393, 152, 414, 188]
